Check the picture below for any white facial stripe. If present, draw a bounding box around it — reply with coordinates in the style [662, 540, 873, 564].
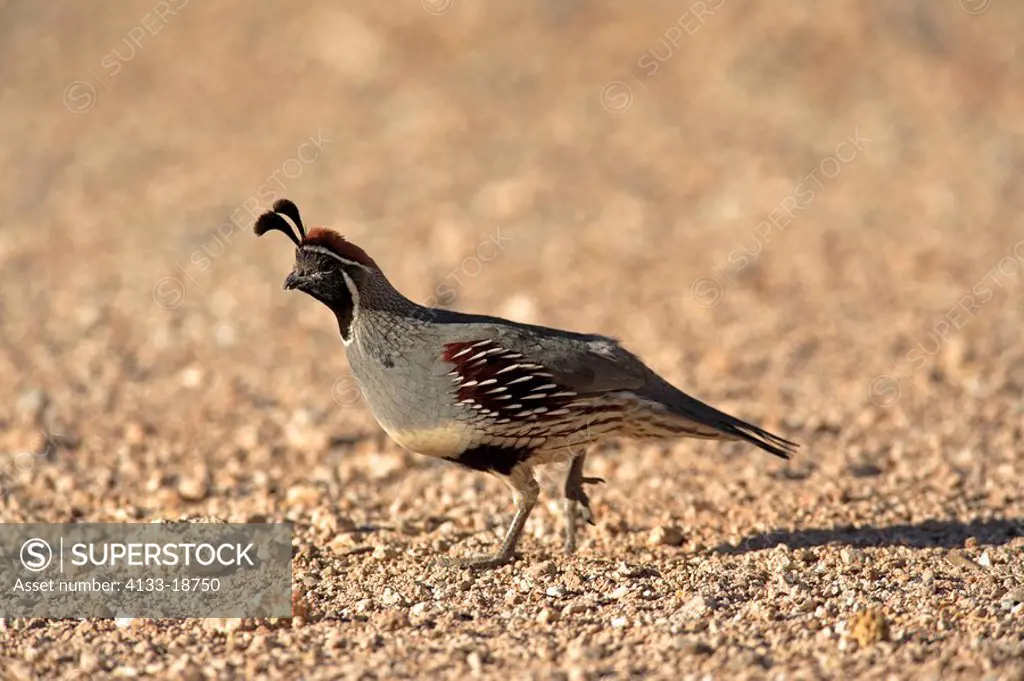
[303, 245, 373, 271]
[340, 270, 360, 346]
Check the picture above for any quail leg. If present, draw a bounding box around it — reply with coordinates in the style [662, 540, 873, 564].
[443, 466, 539, 570]
[562, 452, 605, 554]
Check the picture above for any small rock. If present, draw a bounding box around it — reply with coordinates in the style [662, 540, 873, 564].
[234, 425, 261, 450]
[176, 473, 209, 502]
[372, 545, 400, 561]
[124, 421, 148, 446]
[567, 666, 589, 681]
[977, 551, 992, 567]
[180, 366, 204, 388]
[848, 609, 889, 647]
[677, 594, 709, 620]
[381, 588, 406, 607]
[609, 585, 630, 600]
[964, 536, 979, 549]
[611, 616, 629, 628]
[79, 649, 100, 672]
[1003, 588, 1024, 607]
[847, 461, 883, 477]
[286, 484, 321, 507]
[545, 585, 566, 598]
[947, 551, 977, 570]
[410, 602, 430, 617]
[114, 617, 135, 629]
[562, 603, 586, 617]
[167, 656, 205, 681]
[285, 410, 329, 451]
[466, 651, 484, 673]
[527, 560, 556, 579]
[840, 548, 859, 565]
[214, 322, 237, 347]
[16, 389, 48, 422]
[676, 637, 714, 656]
[537, 608, 559, 624]
[292, 590, 311, 621]
[5, 662, 32, 681]
[204, 618, 245, 634]
[397, 520, 421, 536]
[648, 525, 685, 547]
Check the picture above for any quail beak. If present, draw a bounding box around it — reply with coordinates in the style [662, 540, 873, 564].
[283, 271, 305, 291]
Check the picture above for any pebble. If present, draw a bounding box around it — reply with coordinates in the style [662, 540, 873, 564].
[292, 591, 311, 621]
[15, 389, 48, 422]
[848, 610, 889, 646]
[286, 485, 322, 507]
[79, 649, 100, 672]
[567, 667, 589, 681]
[176, 473, 209, 502]
[124, 421, 148, 446]
[167, 656, 205, 681]
[204, 618, 245, 634]
[611, 616, 629, 629]
[527, 560, 556, 579]
[234, 425, 261, 450]
[285, 415, 329, 452]
[608, 585, 630, 600]
[677, 595, 709, 619]
[180, 366, 204, 388]
[676, 637, 714, 656]
[537, 608, 559, 624]
[561, 603, 586, 617]
[648, 525, 685, 547]
[381, 588, 406, 606]
[372, 545, 400, 561]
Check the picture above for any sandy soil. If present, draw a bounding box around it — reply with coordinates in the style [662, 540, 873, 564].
[2, 1, 1023, 679]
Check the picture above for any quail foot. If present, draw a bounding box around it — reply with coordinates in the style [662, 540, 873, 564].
[255, 199, 798, 569]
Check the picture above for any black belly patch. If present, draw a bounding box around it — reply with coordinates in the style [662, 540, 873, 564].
[452, 444, 529, 476]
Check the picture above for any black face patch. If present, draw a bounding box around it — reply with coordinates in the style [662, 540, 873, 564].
[452, 444, 530, 476]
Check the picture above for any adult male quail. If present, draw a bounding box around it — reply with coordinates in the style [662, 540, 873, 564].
[255, 199, 797, 569]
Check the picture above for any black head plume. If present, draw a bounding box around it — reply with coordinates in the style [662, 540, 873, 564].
[254, 211, 300, 247]
[253, 199, 306, 247]
[271, 199, 306, 240]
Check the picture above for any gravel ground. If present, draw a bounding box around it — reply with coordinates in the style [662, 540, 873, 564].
[2, 2, 1024, 679]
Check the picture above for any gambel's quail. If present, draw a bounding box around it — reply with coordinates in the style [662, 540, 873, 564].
[256, 199, 798, 568]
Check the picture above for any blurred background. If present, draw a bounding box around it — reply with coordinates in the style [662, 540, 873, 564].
[1, 1, 1023, 676]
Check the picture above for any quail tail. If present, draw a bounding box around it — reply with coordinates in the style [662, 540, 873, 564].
[651, 385, 799, 459]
